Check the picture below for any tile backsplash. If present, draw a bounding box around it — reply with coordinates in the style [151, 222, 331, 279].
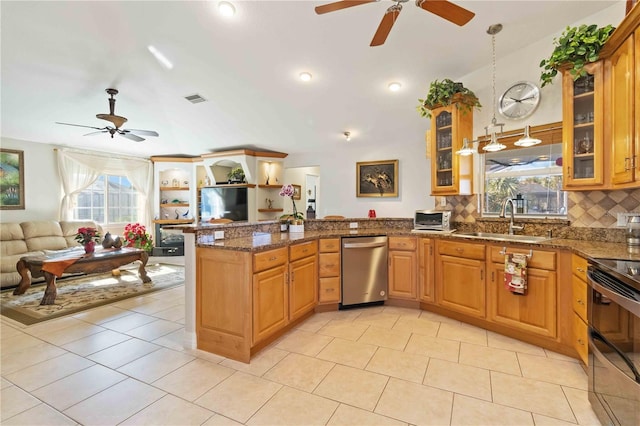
[437, 188, 640, 228]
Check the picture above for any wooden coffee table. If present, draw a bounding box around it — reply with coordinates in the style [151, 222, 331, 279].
[14, 247, 151, 305]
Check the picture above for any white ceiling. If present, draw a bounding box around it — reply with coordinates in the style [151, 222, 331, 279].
[1, 0, 618, 158]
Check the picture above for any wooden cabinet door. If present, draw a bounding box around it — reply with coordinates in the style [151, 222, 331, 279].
[436, 255, 485, 317]
[488, 263, 557, 338]
[608, 36, 636, 185]
[388, 249, 417, 300]
[419, 238, 434, 303]
[252, 265, 288, 344]
[430, 104, 473, 196]
[289, 255, 317, 321]
[573, 313, 588, 366]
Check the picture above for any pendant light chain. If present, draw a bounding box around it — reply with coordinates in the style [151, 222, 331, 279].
[491, 31, 497, 126]
[483, 23, 506, 152]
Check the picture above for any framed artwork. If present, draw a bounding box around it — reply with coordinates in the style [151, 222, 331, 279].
[0, 149, 25, 210]
[292, 184, 301, 200]
[356, 159, 398, 197]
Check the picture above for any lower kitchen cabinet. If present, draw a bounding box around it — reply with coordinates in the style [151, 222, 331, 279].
[253, 264, 288, 344]
[487, 246, 557, 339]
[435, 240, 486, 318]
[571, 254, 589, 365]
[419, 238, 434, 303]
[318, 238, 341, 304]
[388, 236, 418, 300]
[289, 241, 318, 321]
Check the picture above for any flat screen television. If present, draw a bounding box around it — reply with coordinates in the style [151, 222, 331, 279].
[200, 186, 248, 222]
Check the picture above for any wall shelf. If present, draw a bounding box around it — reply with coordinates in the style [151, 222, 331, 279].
[160, 186, 189, 191]
[153, 219, 194, 224]
[258, 208, 283, 212]
[160, 203, 189, 207]
[258, 184, 283, 189]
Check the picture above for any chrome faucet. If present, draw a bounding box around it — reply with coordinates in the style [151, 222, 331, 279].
[499, 198, 524, 235]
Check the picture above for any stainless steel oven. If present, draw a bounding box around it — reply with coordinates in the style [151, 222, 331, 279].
[587, 259, 640, 425]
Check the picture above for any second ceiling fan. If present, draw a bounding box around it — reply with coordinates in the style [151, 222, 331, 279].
[315, 0, 475, 46]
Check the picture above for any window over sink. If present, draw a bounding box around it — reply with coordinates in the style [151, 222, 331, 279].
[481, 143, 567, 217]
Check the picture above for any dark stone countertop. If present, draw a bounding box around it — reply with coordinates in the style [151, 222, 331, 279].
[195, 228, 640, 262]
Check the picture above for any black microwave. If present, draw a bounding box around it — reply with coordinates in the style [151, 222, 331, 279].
[414, 210, 451, 231]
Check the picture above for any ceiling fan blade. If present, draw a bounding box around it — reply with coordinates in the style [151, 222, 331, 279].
[370, 4, 401, 47]
[123, 129, 159, 137]
[55, 122, 105, 131]
[416, 0, 475, 26]
[83, 130, 108, 137]
[96, 113, 127, 129]
[119, 132, 145, 142]
[315, 0, 377, 15]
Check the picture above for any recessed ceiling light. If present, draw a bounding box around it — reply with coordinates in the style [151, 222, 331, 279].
[218, 1, 236, 17]
[147, 45, 173, 69]
[388, 82, 401, 92]
[299, 72, 312, 82]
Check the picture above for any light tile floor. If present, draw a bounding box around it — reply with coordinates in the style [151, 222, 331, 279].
[1, 283, 602, 425]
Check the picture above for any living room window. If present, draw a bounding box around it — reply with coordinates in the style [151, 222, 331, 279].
[481, 143, 567, 216]
[74, 175, 140, 224]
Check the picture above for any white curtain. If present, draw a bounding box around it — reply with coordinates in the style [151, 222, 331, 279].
[57, 149, 153, 227]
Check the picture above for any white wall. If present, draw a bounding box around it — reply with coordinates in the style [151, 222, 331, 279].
[286, 3, 626, 219]
[0, 137, 61, 222]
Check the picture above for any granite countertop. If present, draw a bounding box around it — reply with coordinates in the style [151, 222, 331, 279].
[195, 228, 640, 261]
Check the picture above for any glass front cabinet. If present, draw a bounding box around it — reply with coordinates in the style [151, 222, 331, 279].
[562, 61, 604, 188]
[429, 104, 473, 195]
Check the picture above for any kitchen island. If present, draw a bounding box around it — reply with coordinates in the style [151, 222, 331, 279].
[187, 218, 638, 362]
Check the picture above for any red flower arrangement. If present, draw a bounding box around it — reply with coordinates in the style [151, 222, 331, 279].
[124, 223, 153, 252]
[74, 227, 101, 245]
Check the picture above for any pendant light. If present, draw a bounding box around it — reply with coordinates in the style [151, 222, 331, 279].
[482, 23, 506, 153]
[456, 138, 475, 156]
[514, 125, 542, 147]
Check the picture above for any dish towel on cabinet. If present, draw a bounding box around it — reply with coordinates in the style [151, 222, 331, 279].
[504, 253, 528, 295]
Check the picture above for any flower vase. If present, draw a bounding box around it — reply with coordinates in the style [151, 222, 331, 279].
[84, 241, 95, 254]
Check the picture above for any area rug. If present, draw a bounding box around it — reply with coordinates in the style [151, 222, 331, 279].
[0, 264, 184, 325]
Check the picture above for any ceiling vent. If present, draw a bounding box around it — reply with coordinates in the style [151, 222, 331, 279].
[184, 94, 207, 104]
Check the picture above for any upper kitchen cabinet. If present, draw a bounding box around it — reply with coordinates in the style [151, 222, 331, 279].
[597, 5, 640, 189]
[606, 34, 637, 186]
[429, 104, 473, 195]
[562, 62, 605, 188]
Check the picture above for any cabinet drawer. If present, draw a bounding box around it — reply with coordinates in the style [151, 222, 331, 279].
[438, 240, 485, 260]
[253, 247, 287, 273]
[319, 277, 340, 303]
[572, 254, 588, 282]
[319, 238, 340, 253]
[290, 241, 317, 261]
[489, 246, 556, 270]
[573, 313, 588, 365]
[319, 253, 340, 277]
[389, 236, 417, 251]
[572, 275, 588, 322]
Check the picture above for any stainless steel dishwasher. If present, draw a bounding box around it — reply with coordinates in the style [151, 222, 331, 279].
[341, 235, 388, 308]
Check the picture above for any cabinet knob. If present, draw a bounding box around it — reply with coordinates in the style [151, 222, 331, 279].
[326, 288, 335, 292]
[576, 267, 585, 273]
[577, 338, 585, 346]
[577, 298, 585, 305]
[269, 256, 277, 261]
[455, 247, 463, 253]
[302, 248, 308, 253]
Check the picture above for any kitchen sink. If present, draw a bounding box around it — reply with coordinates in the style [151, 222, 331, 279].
[454, 232, 549, 244]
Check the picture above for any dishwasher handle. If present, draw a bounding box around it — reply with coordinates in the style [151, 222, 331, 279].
[343, 242, 387, 249]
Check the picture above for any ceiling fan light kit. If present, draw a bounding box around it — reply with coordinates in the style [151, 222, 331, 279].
[56, 88, 159, 142]
[315, 0, 475, 47]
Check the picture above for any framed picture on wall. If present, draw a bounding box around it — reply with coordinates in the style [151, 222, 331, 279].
[292, 184, 302, 200]
[356, 159, 398, 197]
[0, 148, 25, 210]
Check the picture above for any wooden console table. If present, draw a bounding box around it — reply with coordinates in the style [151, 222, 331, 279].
[14, 247, 151, 305]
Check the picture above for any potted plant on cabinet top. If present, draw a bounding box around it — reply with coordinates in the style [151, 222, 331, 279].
[227, 167, 245, 183]
[539, 24, 615, 87]
[416, 78, 481, 119]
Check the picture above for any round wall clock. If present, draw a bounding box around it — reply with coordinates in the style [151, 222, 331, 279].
[498, 81, 541, 120]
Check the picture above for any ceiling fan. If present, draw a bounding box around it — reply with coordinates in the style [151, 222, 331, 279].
[56, 88, 159, 142]
[315, 0, 475, 46]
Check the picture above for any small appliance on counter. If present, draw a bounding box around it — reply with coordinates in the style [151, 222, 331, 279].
[412, 210, 454, 233]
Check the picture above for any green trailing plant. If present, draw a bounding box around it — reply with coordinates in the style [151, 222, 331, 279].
[416, 79, 481, 119]
[539, 24, 615, 87]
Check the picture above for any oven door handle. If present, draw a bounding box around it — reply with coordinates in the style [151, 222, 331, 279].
[589, 329, 640, 383]
[588, 274, 640, 316]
